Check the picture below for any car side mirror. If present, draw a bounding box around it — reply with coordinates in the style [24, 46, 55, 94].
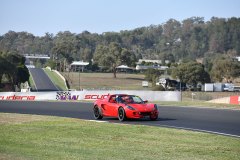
[143, 100, 148, 103]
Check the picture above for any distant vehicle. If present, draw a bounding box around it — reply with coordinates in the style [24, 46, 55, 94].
[233, 86, 240, 92]
[156, 78, 187, 91]
[223, 83, 234, 92]
[204, 83, 240, 92]
[93, 94, 159, 121]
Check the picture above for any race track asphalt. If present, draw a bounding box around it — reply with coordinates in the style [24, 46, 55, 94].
[0, 101, 240, 137]
[29, 68, 59, 91]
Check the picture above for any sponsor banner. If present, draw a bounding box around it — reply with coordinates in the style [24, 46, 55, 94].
[55, 90, 181, 101]
[56, 91, 80, 101]
[81, 90, 181, 102]
[230, 96, 240, 105]
[0, 90, 181, 102]
[0, 92, 56, 101]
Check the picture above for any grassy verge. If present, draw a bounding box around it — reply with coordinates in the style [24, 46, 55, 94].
[61, 72, 150, 90]
[28, 72, 36, 91]
[0, 113, 240, 160]
[43, 69, 68, 91]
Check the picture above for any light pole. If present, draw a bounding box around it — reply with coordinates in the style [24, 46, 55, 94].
[54, 54, 58, 71]
[180, 79, 182, 101]
[177, 76, 182, 101]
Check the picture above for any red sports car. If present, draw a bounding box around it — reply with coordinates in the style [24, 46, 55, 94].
[93, 94, 158, 121]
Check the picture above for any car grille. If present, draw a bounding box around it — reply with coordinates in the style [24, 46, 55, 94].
[139, 112, 151, 116]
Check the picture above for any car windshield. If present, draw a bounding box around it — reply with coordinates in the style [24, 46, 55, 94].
[117, 95, 143, 104]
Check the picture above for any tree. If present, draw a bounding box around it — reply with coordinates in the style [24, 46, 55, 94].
[0, 52, 30, 91]
[1, 17, 240, 78]
[51, 31, 76, 70]
[0, 54, 10, 85]
[45, 59, 56, 69]
[210, 57, 240, 82]
[144, 68, 161, 88]
[171, 62, 210, 87]
[16, 65, 30, 85]
[94, 42, 136, 78]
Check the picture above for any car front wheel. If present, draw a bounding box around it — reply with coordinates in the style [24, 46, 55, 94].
[150, 114, 158, 121]
[118, 107, 126, 122]
[93, 105, 103, 120]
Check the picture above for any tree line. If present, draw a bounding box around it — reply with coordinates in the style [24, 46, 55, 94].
[0, 17, 240, 89]
[1, 17, 239, 62]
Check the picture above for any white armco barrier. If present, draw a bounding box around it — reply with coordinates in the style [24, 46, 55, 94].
[0, 90, 181, 102]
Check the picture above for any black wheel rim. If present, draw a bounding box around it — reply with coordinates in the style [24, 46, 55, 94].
[119, 109, 124, 120]
[94, 107, 99, 117]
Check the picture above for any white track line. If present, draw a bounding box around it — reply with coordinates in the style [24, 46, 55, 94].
[159, 124, 240, 138]
[85, 120, 240, 138]
[87, 120, 108, 123]
[160, 105, 240, 111]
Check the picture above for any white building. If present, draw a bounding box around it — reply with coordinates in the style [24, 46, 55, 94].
[236, 57, 240, 62]
[70, 61, 89, 72]
[136, 65, 168, 71]
[137, 59, 162, 64]
[116, 65, 135, 72]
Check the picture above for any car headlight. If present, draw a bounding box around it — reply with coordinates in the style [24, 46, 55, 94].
[154, 104, 158, 111]
[127, 105, 135, 110]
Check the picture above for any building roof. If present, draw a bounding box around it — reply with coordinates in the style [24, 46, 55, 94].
[136, 65, 168, 70]
[117, 65, 130, 69]
[137, 59, 162, 64]
[116, 65, 135, 70]
[70, 61, 89, 66]
[24, 54, 50, 59]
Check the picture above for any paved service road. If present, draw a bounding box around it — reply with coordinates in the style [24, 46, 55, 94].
[0, 101, 240, 137]
[29, 68, 59, 91]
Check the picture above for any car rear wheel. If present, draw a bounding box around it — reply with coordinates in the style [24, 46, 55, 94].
[93, 105, 103, 120]
[118, 107, 126, 122]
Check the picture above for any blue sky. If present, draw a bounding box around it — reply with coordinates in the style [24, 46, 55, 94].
[1, 0, 240, 36]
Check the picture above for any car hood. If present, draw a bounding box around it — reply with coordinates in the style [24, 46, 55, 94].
[126, 104, 154, 111]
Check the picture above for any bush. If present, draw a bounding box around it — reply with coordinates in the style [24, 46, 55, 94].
[144, 68, 161, 82]
[152, 85, 165, 91]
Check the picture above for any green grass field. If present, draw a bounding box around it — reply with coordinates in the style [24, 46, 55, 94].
[44, 69, 68, 91]
[61, 72, 150, 90]
[0, 113, 240, 160]
[60, 72, 240, 100]
[28, 72, 36, 91]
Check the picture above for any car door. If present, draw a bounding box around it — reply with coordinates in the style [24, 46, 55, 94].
[105, 101, 119, 117]
[104, 96, 119, 117]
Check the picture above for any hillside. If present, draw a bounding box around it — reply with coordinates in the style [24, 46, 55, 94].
[0, 17, 239, 64]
